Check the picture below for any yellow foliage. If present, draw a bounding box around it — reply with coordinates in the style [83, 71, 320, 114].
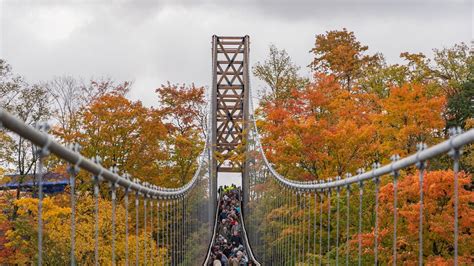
[5, 194, 167, 265]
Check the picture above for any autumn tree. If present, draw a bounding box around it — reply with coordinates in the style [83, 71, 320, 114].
[259, 74, 379, 180]
[156, 82, 206, 187]
[0, 60, 51, 205]
[74, 90, 167, 185]
[432, 42, 473, 95]
[253, 45, 308, 101]
[3, 194, 163, 264]
[309, 28, 381, 90]
[371, 170, 474, 264]
[0, 59, 22, 110]
[376, 83, 446, 156]
[47, 76, 132, 143]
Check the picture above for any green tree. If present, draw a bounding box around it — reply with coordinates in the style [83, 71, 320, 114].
[446, 78, 474, 129]
[253, 44, 308, 101]
[432, 42, 473, 96]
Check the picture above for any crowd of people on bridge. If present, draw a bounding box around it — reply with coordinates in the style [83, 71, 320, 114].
[208, 185, 254, 266]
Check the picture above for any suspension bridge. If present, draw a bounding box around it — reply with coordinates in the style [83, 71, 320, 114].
[0, 35, 472, 265]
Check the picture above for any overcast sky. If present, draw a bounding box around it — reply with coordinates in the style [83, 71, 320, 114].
[0, 0, 472, 107]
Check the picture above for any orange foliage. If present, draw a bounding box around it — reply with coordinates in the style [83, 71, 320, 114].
[376, 83, 446, 156]
[260, 74, 380, 180]
[364, 170, 474, 264]
[76, 93, 168, 184]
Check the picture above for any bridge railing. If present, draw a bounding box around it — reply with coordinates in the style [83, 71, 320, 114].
[246, 95, 473, 265]
[0, 107, 212, 265]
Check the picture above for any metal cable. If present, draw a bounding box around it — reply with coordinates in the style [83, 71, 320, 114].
[319, 193, 323, 266]
[94, 174, 100, 266]
[135, 193, 139, 266]
[180, 198, 182, 264]
[303, 193, 306, 263]
[157, 201, 160, 265]
[287, 189, 291, 265]
[284, 191, 288, 265]
[278, 189, 281, 264]
[181, 197, 187, 264]
[150, 200, 154, 265]
[125, 188, 129, 266]
[293, 191, 297, 264]
[69, 164, 77, 266]
[374, 175, 380, 265]
[346, 183, 351, 266]
[176, 199, 183, 264]
[174, 199, 176, 264]
[286, 193, 288, 265]
[391, 155, 399, 266]
[111, 181, 117, 265]
[299, 193, 303, 263]
[172, 200, 175, 265]
[327, 189, 331, 265]
[449, 129, 461, 266]
[314, 193, 317, 265]
[181, 198, 184, 264]
[308, 193, 311, 265]
[144, 197, 147, 265]
[336, 185, 340, 265]
[165, 201, 169, 264]
[271, 195, 275, 263]
[276, 193, 281, 265]
[177, 199, 179, 265]
[416, 143, 426, 266]
[36, 137, 48, 266]
[177, 199, 179, 264]
[358, 181, 363, 266]
[279, 193, 282, 265]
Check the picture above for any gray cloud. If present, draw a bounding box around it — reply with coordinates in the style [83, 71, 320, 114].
[0, 0, 471, 106]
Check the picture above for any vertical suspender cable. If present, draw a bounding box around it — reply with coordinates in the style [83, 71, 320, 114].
[144, 197, 147, 265]
[125, 188, 129, 266]
[68, 159, 77, 266]
[36, 127, 50, 266]
[416, 143, 426, 266]
[37, 153, 44, 266]
[307, 193, 311, 266]
[327, 188, 331, 265]
[374, 175, 380, 265]
[358, 180, 364, 266]
[111, 181, 117, 265]
[336, 180, 341, 265]
[150, 200, 154, 265]
[135, 192, 139, 266]
[390, 155, 399, 266]
[299, 193, 303, 263]
[157, 201, 160, 265]
[314, 193, 317, 266]
[449, 128, 461, 266]
[345, 180, 351, 266]
[319, 193, 323, 266]
[94, 173, 100, 266]
[165, 201, 169, 264]
[302, 193, 306, 263]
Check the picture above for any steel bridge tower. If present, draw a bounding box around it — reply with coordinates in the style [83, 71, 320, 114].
[210, 35, 250, 217]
